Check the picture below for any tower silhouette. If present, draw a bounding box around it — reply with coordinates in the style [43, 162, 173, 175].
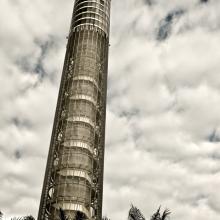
[38, 1, 111, 219]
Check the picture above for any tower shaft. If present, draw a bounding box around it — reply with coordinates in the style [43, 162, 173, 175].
[38, 1, 111, 219]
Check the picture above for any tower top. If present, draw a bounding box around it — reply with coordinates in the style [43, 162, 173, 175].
[71, 0, 111, 36]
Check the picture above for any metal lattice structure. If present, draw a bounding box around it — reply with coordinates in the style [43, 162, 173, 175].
[38, 1, 111, 220]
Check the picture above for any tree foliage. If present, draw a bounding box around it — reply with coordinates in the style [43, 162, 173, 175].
[0, 211, 3, 220]
[150, 207, 171, 220]
[1, 205, 171, 220]
[59, 209, 86, 220]
[23, 216, 35, 220]
[128, 205, 171, 220]
[11, 215, 35, 220]
[128, 205, 145, 220]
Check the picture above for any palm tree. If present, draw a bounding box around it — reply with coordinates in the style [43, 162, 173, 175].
[128, 205, 145, 220]
[150, 207, 161, 220]
[22, 216, 35, 220]
[161, 209, 171, 220]
[75, 211, 86, 220]
[128, 205, 171, 220]
[59, 209, 87, 220]
[11, 216, 35, 220]
[150, 207, 171, 220]
[0, 211, 3, 220]
[59, 208, 67, 220]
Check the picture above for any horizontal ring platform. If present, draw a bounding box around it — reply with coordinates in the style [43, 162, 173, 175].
[58, 169, 92, 184]
[67, 116, 95, 128]
[63, 140, 93, 154]
[53, 202, 91, 219]
[70, 94, 97, 106]
[73, 75, 99, 88]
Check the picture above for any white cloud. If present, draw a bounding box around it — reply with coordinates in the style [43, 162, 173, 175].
[0, 0, 220, 220]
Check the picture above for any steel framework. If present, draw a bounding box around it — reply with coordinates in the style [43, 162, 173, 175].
[38, 1, 111, 220]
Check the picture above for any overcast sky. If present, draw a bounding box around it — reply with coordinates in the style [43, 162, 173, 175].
[1, 0, 220, 219]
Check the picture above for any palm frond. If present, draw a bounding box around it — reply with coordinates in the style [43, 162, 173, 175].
[161, 209, 171, 220]
[128, 204, 145, 220]
[59, 208, 67, 220]
[75, 211, 86, 220]
[11, 216, 35, 220]
[150, 206, 161, 220]
[23, 216, 35, 220]
[11, 217, 23, 220]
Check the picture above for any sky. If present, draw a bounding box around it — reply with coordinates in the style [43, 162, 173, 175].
[0, 0, 220, 219]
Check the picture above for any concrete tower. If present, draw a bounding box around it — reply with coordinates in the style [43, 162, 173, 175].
[38, 1, 111, 220]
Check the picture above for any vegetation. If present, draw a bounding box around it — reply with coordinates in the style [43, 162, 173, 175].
[150, 207, 171, 220]
[10, 216, 35, 220]
[0, 212, 34, 220]
[0, 205, 171, 220]
[128, 205, 171, 220]
[59, 209, 86, 220]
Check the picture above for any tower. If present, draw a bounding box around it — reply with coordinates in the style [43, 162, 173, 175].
[38, 1, 111, 220]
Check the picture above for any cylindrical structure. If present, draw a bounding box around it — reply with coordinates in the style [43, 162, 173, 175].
[38, 1, 111, 220]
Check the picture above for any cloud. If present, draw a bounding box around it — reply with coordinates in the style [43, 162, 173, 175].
[0, 0, 220, 220]
[157, 9, 185, 41]
[200, 0, 209, 3]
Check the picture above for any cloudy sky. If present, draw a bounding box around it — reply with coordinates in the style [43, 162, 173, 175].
[1, 0, 220, 219]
